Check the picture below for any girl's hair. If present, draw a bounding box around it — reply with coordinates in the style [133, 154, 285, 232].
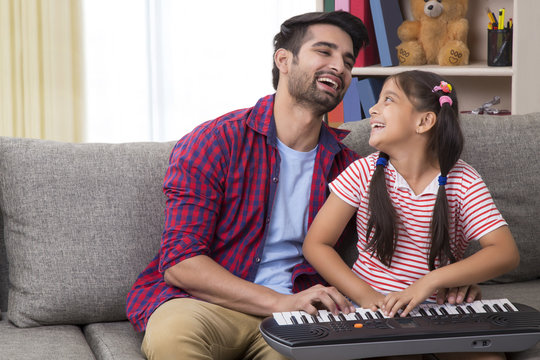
[365, 70, 464, 270]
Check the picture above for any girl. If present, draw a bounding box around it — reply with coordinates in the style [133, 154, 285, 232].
[303, 70, 519, 360]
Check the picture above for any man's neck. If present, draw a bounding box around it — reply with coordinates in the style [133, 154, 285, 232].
[273, 91, 323, 152]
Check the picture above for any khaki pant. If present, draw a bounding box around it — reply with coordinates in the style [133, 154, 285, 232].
[142, 298, 289, 360]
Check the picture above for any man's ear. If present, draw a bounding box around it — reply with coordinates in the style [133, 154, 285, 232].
[417, 111, 437, 134]
[274, 48, 291, 74]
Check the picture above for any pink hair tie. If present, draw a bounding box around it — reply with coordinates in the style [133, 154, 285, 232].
[439, 95, 453, 107]
[432, 81, 453, 93]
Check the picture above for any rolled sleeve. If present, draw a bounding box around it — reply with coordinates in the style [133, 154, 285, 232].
[159, 123, 227, 273]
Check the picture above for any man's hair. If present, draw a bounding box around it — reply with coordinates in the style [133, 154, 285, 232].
[272, 11, 369, 90]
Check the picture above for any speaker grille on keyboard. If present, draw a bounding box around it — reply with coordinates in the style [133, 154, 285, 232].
[488, 314, 509, 326]
[267, 324, 330, 344]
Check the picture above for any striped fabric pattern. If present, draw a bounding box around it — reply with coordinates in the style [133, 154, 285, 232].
[329, 152, 507, 298]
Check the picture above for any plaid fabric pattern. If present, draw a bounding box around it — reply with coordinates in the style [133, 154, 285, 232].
[126, 94, 359, 332]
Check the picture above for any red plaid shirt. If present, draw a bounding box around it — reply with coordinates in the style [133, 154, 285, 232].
[126, 94, 359, 332]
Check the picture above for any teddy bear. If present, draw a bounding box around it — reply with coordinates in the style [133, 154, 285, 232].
[396, 0, 470, 66]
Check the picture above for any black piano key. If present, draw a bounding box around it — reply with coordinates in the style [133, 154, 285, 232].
[312, 315, 319, 323]
[354, 312, 361, 320]
[456, 306, 466, 314]
[419, 308, 429, 316]
[328, 314, 337, 322]
[429, 308, 439, 316]
[466, 305, 476, 314]
[493, 304, 504, 312]
[365, 312, 374, 319]
[483, 304, 494, 313]
[375, 311, 384, 319]
[338, 313, 347, 322]
[300, 315, 309, 324]
[439, 307, 449, 315]
[290, 316, 298, 324]
[503, 303, 516, 312]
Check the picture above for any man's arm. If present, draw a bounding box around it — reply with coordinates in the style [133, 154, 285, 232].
[164, 255, 355, 316]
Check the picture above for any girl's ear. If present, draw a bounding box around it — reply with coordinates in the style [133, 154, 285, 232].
[274, 48, 291, 74]
[417, 112, 437, 134]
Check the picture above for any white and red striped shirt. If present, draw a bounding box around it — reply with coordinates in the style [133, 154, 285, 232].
[329, 152, 507, 299]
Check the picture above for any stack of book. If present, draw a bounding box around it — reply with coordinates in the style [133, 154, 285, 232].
[325, 0, 403, 127]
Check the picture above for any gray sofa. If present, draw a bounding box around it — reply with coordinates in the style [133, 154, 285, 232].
[0, 112, 539, 359]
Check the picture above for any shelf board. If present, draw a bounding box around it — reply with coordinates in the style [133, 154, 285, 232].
[352, 61, 513, 77]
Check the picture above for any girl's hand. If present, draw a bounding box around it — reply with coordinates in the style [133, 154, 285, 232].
[358, 290, 386, 312]
[382, 277, 437, 317]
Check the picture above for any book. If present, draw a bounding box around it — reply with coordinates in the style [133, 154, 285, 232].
[357, 77, 385, 116]
[350, 0, 380, 67]
[343, 77, 363, 123]
[369, 0, 403, 67]
[334, 0, 349, 12]
[327, 101, 344, 128]
[324, 0, 335, 12]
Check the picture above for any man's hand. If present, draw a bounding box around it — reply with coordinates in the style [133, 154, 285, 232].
[277, 284, 355, 316]
[436, 284, 482, 305]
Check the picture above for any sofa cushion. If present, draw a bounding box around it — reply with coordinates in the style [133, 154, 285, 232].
[0, 316, 95, 359]
[340, 113, 540, 283]
[0, 212, 7, 313]
[0, 137, 175, 327]
[84, 321, 145, 360]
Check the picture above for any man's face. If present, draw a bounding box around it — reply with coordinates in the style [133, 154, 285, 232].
[287, 24, 355, 115]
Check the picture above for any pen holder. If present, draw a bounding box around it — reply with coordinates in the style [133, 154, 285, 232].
[487, 29, 512, 66]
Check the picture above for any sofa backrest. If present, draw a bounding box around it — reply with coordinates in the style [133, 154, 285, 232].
[1, 112, 538, 326]
[339, 112, 540, 284]
[0, 137, 175, 327]
[1, 213, 7, 312]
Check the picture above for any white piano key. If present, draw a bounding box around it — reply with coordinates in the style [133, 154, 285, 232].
[299, 311, 315, 323]
[272, 312, 287, 325]
[423, 303, 441, 316]
[290, 311, 303, 324]
[441, 303, 460, 315]
[318, 309, 332, 322]
[271, 298, 521, 326]
[470, 301, 487, 314]
[484, 299, 506, 312]
[281, 311, 293, 325]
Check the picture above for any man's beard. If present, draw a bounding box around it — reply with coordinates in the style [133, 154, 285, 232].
[288, 67, 344, 116]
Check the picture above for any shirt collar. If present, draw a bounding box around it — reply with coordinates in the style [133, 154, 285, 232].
[388, 161, 441, 197]
[247, 94, 350, 155]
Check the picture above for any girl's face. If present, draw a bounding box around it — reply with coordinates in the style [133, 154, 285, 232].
[368, 78, 424, 153]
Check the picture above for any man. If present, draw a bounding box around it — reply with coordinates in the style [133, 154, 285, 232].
[126, 11, 478, 360]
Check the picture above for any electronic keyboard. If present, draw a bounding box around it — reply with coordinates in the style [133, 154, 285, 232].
[260, 299, 540, 360]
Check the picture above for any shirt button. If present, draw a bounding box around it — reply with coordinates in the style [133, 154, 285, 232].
[272, 177, 278, 183]
[255, 257, 261, 263]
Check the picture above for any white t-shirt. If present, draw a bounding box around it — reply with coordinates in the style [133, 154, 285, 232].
[253, 139, 317, 294]
[329, 152, 507, 299]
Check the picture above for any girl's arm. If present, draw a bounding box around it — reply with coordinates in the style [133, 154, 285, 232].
[383, 225, 520, 317]
[303, 192, 385, 310]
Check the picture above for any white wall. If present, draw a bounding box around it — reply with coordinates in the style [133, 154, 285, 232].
[82, 0, 318, 143]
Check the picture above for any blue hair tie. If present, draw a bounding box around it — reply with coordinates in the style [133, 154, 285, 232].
[438, 176, 447, 186]
[376, 157, 388, 167]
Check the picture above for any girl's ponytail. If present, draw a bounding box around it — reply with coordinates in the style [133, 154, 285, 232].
[365, 152, 397, 267]
[428, 81, 463, 270]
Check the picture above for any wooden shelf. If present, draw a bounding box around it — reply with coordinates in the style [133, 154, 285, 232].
[351, 0, 540, 115]
[352, 62, 513, 77]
